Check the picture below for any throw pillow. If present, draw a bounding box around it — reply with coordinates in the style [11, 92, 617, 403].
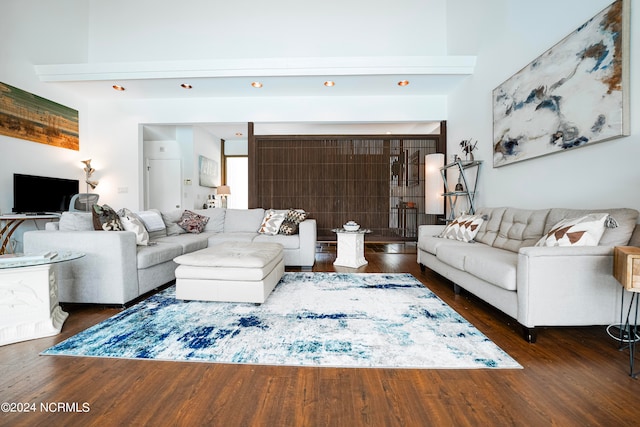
[259, 209, 287, 235]
[439, 214, 485, 243]
[279, 209, 308, 235]
[135, 209, 167, 239]
[535, 213, 609, 247]
[177, 210, 210, 234]
[92, 204, 124, 231]
[118, 208, 150, 245]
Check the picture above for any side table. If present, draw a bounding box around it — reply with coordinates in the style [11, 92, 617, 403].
[332, 228, 371, 269]
[1, 214, 60, 255]
[0, 251, 84, 346]
[613, 246, 640, 378]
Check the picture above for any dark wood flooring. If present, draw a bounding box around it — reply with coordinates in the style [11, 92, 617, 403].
[2, 244, 640, 426]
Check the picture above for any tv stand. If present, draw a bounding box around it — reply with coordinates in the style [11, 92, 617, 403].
[0, 214, 60, 255]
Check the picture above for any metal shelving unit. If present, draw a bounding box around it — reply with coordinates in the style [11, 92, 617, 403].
[440, 159, 482, 222]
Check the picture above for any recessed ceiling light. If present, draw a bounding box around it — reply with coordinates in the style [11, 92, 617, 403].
[324, 81, 335, 87]
[397, 80, 410, 87]
[180, 83, 192, 89]
[112, 84, 125, 91]
[235, 132, 243, 136]
[251, 81, 263, 88]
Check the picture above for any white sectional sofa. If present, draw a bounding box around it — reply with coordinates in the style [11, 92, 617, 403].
[24, 208, 316, 305]
[417, 207, 639, 342]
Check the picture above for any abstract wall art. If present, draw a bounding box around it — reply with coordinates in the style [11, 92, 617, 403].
[492, 0, 629, 167]
[199, 155, 219, 188]
[0, 82, 79, 151]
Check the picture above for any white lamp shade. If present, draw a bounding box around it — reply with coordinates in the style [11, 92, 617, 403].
[425, 153, 444, 215]
[217, 185, 231, 196]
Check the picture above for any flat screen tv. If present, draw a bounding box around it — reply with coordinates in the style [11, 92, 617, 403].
[13, 174, 79, 213]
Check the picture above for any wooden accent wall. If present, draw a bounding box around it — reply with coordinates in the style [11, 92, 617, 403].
[251, 130, 445, 241]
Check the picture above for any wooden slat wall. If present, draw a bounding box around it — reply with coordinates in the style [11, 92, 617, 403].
[252, 134, 444, 241]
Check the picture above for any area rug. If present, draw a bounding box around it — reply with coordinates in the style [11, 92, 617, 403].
[42, 273, 521, 369]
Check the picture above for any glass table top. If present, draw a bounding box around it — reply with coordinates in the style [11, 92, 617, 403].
[0, 251, 84, 269]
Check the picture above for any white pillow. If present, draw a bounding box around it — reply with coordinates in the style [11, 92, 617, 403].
[259, 209, 287, 235]
[535, 213, 608, 247]
[439, 214, 485, 243]
[119, 209, 150, 245]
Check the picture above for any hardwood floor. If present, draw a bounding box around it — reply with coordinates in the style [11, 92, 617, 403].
[2, 244, 639, 426]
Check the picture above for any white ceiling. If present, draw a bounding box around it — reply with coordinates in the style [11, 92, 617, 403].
[38, 56, 472, 140]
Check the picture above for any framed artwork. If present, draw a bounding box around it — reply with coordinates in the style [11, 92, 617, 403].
[409, 150, 420, 187]
[492, 0, 629, 167]
[0, 82, 79, 151]
[198, 155, 219, 188]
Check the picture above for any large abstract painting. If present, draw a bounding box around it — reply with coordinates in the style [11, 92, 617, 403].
[493, 0, 629, 167]
[0, 82, 79, 151]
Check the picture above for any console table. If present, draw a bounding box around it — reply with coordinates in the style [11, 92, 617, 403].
[0, 214, 60, 255]
[0, 251, 84, 346]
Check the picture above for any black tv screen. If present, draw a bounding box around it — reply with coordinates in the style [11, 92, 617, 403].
[13, 174, 79, 213]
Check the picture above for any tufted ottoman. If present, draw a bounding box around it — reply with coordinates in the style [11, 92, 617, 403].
[173, 242, 284, 304]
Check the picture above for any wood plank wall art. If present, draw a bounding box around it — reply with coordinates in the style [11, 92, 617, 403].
[0, 82, 79, 151]
[492, 0, 630, 167]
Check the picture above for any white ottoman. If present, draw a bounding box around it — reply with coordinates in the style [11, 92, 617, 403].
[173, 242, 284, 304]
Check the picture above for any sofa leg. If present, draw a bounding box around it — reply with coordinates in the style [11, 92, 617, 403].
[453, 284, 461, 295]
[523, 327, 537, 343]
[419, 263, 425, 272]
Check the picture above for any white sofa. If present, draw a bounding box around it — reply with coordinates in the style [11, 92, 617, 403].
[417, 207, 640, 342]
[24, 208, 316, 305]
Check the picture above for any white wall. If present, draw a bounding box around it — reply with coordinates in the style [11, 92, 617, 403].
[87, 0, 447, 61]
[446, 0, 640, 215]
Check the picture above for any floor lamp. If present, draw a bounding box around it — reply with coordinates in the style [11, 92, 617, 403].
[425, 153, 444, 215]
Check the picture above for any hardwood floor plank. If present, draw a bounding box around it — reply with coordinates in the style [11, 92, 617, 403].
[2, 245, 640, 426]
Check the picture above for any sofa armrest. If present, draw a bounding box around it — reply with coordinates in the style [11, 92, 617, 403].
[297, 219, 317, 266]
[516, 245, 621, 328]
[23, 230, 139, 304]
[418, 225, 446, 240]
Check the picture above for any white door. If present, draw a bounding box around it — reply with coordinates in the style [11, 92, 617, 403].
[146, 158, 181, 211]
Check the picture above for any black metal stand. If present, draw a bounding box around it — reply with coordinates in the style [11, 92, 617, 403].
[619, 291, 640, 378]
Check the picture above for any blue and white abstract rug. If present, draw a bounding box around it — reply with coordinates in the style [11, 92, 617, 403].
[42, 273, 521, 369]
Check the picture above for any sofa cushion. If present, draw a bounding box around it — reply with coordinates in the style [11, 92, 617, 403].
[224, 208, 265, 232]
[436, 245, 467, 270]
[161, 209, 187, 236]
[253, 233, 301, 249]
[154, 233, 210, 253]
[463, 246, 518, 291]
[58, 211, 94, 231]
[474, 207, 507, 247]
[439, 214, 485, 242]
[419, 232, 475, 254]
[535, 213, 608, 247]
[492, 208, 550, 252]
[546, 208, 639, 246]
[208, 232, 259, 245]
[177, 210, 209, 234]
[191, 208, 226, 233]
[136, 242, 184, 269]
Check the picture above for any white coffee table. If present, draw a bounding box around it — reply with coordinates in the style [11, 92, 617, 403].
[333, 228, 371, 268]
[0, 251, 84, 346]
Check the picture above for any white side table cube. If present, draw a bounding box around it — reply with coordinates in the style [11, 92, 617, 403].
[333, 229, 370, 269]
